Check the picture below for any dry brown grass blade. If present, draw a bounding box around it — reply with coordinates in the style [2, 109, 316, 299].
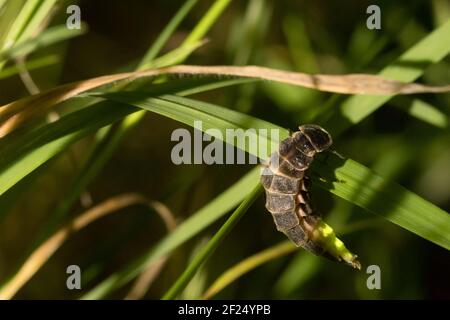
[124, 201, 177, 300]
[0, 193, 174, 300]
[0, 72, 142, 137]
[1, 64, 450, 137]
[124, 256, 168, 300]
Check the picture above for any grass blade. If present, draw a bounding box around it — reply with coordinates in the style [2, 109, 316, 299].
[312, 155, 450, 250]
[79, 93, 450, 299]
[139, 0, 199, 68]
[99, 92, 450, 250]
[0, 54, 59, 79]
[82, 167, 261, 299]
[0, 0, 57, 70]
[0, 79, 257, 199]
[392, 97, 448, 128]
[3, 63, 450, 137]
[318, 19, 450, 135]
[161, 184, 263, 300]
[37, 0, 206, 235]
[203, 241, 296, 299]
[0, 24, 86, 63]
[183, 0, 231, 45]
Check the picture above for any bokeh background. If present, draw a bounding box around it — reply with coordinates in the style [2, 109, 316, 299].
[0, 0, 449, 299]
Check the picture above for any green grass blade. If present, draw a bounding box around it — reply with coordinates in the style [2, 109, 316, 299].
[40, 0, 228, 233]
[82, 167, 261, 299]
[0, 24, 86, 63]
[0, 0, 27, 52]
[162, 184, 262, 300]
[183, 0, 231, 45]
[35, 0, 204, 236]
[318, 19, 450, 135]
[0, 0, 57, 70]
[93, 92, 283, 157]
[0, 54, 59, 80]
[98, 92, 450, 250]
[27, 0, 235, 240]
[0, 78, 252, 199]
[0, 0, 36, 52]
[0, 0, 7, 10]
[283, 14, 318, 73]
[147, 40, 207, 69]
[4, 15, 450, 300]
[312, 155, 450, 250]
[392, 97, 448, 128]
[274, 251, 321, 297]
[79, 92, 450, 299]
[14, 0, 58, 44]
[0, 102, 137, 197]
[33, 112, 137, 236]
[139, 0, 199, 68]
[0, 132, 80, 197]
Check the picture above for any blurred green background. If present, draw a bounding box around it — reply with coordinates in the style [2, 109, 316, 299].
[0, 0, 449, 299]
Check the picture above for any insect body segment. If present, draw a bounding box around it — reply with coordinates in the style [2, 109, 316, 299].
[261, 124, 360, 269]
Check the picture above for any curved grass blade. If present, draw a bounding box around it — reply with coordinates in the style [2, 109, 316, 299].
[82, 167, 261, 299]
[2, 64, 450, 137]
[49, 0, 229, 234]
[98, 92, 450, 250]
[18, 0, 237, 294]
[3, 15, 450, 300]
[0, 78, 253, 199]
[0, 0, 236, 237]
[36, 0, 209, 236]
[0, 193, 177, 299]
[80, 93, 450, 299]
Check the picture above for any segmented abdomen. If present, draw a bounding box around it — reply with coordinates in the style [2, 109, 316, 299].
[261, 157, 326, 256]
[261, 124, 334, 259]
[261, 125, 362, 269]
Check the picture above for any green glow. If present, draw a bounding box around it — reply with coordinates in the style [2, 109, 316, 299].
[316, 220, 361, 269]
